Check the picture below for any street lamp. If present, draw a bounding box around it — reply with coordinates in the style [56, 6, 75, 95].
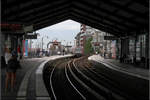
[61, 40, 66, 46]
[41, 36, 49, 56]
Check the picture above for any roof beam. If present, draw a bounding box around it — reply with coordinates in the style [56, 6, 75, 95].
[4, 0, 69, 17]
[71, 16, 123, 37]
[132, 0, 149, 7]
[21, 4, 70, 23]
[34, 15, 70, 30]
[32, 10, 70, 25]
[71, 12, 124, 37]
[74, 0, 147, 27]
[93, 0, 147, 18]
[72, 2, 139, 32]
[71, 7, 128, 33]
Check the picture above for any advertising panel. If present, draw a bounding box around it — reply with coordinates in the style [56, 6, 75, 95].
[23, 40, 25, 56]
[24, 40, 28, 56]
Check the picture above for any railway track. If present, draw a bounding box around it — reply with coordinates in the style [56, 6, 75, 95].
[43, 56, 148, 100]
[72, 57, 129, 100]
[44, 57, 86, 100]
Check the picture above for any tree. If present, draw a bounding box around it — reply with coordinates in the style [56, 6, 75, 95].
[84, 37, 94, 55]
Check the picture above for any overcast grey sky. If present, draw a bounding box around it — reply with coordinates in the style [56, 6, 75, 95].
[32, 20, 80, 49]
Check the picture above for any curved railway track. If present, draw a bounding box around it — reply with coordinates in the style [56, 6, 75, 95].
[72, 57, 129, 100]
[43, 56, 148, 100]
[45, 58, 86, 100]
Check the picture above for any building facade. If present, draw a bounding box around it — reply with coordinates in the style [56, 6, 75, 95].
[75, 24, 116, 58]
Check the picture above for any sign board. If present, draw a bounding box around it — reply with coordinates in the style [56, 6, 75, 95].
[24, 34, 37, 39]
[104, 36, 117, 40]
[1, 23, 23, 33]
[25, 40, 28, 56]
[23, 40, 28, 56]
[2, 30, 24, 34]
[24, 25, 33, 33]
[27, 33, 34, 35]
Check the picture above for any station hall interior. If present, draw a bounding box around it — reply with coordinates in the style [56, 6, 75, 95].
[1, 0, 149, 100]
[1, 0, 149, 68]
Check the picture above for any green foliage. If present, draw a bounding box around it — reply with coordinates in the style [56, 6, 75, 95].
[84, 37, 94, 55]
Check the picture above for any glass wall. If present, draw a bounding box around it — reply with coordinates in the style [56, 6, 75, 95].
[140, 35, 146, 57]
[129, 38, 135, 57]
[136, 35, 146, 60]
[136, 36, 141, 60]
[129, 35, 146, 61]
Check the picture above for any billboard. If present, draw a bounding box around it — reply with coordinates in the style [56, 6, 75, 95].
[25, 40, 28, 56]
[104, 36, 117, 40]
[23, 25, 33, 33]
[24, 34, 37, 39]
[23, 40, 28, 56]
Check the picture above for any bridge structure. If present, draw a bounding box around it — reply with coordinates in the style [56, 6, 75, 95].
[1, 1, 149, 100]
[1, 0, 149, 67]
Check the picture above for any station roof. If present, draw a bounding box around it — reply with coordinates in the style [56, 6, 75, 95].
[2, 0, 149, 37]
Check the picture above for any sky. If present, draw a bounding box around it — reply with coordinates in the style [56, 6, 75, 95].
[32, 20, 80, 49]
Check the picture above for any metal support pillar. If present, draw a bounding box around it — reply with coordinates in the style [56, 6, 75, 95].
[120, 39, 123, 62]
[0, 2, 1, 98]
[121, 39, 128, 56]
[42, 37, 43, 56]
[125, 38, 129, 55]
[1, 33, 5, 57]
[149, 31, 150, 68]
[116, 39, 119, 59]
[145, 32, 149, 68]
[121, 39, 124, 57]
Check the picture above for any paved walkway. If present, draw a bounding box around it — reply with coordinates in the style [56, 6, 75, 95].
[88, 55, 149, 80]
[1, 58, 45, 100]
[1, 55, 72, 100]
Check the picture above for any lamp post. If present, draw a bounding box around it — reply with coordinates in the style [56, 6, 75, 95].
[41, 36, 49, 56]
[42, 37, 43, 54]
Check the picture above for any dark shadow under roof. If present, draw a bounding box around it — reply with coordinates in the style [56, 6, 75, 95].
[2, 0, 149, 37]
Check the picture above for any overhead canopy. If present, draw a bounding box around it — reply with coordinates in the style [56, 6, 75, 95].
[2, 0, 149, 37]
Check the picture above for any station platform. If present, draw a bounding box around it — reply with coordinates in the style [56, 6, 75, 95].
[1, 55, 72, 100]
[88, 55, 149, 80]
